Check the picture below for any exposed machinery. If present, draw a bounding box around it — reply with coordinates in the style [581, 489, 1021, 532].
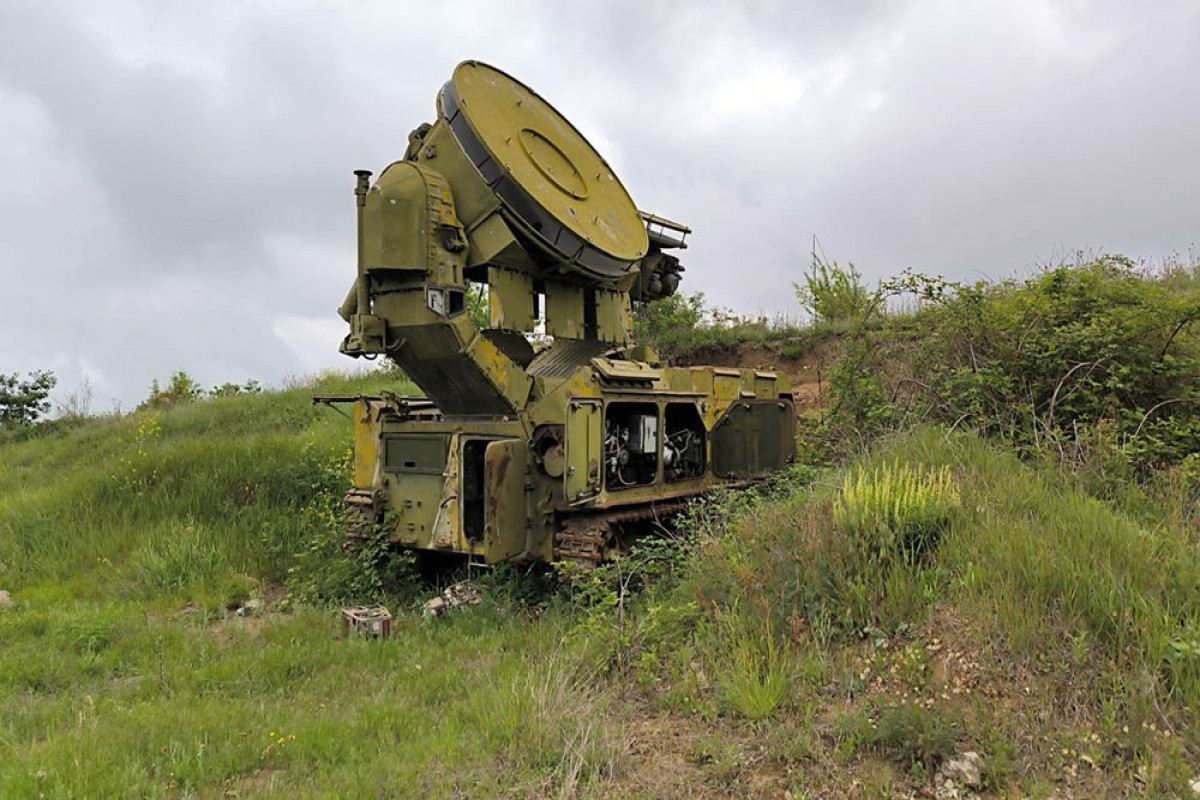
[330, 60, 795, 566]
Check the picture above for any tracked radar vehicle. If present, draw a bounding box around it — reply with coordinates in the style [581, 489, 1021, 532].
[329, 60, 795, 566]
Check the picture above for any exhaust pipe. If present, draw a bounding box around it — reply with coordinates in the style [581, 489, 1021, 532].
[352, 169, 373, 319]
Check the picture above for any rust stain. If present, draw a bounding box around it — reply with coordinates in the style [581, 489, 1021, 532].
[484, 447, 511, 536]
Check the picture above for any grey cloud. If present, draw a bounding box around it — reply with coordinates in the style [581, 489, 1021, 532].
[1, 0, 1197, 409]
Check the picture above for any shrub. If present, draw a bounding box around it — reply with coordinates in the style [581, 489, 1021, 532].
[141, 371, 205, 410]
[0, 370, 56, 428]
[466, 283, 490, 330]
[794, 258, 876, 323]
[834, 256, 1200, 470]
[209, 380, 262, 398]
[632, 292, 704, 348]
[286, 450, 418, 604]
[632, 292, 806, 361]
[777, 342, 806, 361]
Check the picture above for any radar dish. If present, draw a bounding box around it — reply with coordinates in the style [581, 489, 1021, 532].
[440, 61, 648, 279]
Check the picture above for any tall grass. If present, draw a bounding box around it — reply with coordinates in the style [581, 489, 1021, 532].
[715, 610, 789, 721]
[0, 371, 402, 592]
[676, 428, 1200, 749]
[834, 460, 960, 565]
[0, 370, 620, 797]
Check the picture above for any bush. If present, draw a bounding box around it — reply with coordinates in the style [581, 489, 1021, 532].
[0, 370, 56, 428]
[209, 380, 262, 398]
[794, 258, 876, 323]
[829, 256, 1200, 470]
[141, 371, 205, 410]
[286, 449, 418, 604]
[632, 292, 805, 361]
[776, 342, 806, 361]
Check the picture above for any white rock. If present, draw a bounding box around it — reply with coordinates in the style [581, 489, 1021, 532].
[0, 590, 12, 608]
[1188, 774, 1200, 796]
[943, 751, 984, 789]
[236, 598, 263, 617]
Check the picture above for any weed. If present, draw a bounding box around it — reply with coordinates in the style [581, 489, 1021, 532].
[979, 726, 1019, 790]
[777, 342, 806, 360]
[833, 707, 878, 764]
[874, 703, 959, 772]
[765, 715, 817, 765]
[894, 641, 929, 690]
[861, 761, 899, 799]
[690, 734, 742, 787]
[716, 612, 789, 721]
[128, 521, 225, 593]
[834, 459, 960, 565]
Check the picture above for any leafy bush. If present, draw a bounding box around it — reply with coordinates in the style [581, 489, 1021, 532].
[141, 370, 205, 410]
[829, 256, 1200, 470]
[286, 449, 417, 604]
[466, 283, 490, 330]
[777, 342, 806, 361]
[794, 258, 876, 323]
[0, 370, 56, 428]
[632, 292, 704, 345]
[209, 379, 262, 398]
[632, 292, 806, 360]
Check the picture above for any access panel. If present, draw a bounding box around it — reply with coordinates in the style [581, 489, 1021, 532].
[712, 400, 796, 479]
[484, 439, 528, 561]
[565, 400, 602, 503]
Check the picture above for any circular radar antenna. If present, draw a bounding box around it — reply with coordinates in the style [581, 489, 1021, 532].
[440, 60, 648, 280]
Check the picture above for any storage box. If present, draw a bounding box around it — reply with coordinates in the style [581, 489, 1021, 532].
[342, 604, 392, 638]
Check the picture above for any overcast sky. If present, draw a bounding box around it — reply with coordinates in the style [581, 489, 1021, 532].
[2, 1, 1198, 411]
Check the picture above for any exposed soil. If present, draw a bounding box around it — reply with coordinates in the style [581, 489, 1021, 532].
[674, 338, 841, 413]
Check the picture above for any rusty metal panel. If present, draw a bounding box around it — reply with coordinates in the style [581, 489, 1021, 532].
[565, 400, 602, 503]
[484, 439, 528, 562]
[712, 369, 742, 401]
[754, 371, 778, 399]
[431, 433, 462, 550]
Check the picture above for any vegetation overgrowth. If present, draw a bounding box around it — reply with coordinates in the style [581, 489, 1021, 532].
[621, 253, 1200, 793]
[0, 370, 623, 797]
[3, 253, 1200, 796]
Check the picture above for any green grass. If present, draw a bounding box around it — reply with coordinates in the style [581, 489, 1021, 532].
[0, 370, 618, 798]
[624, 427, 1200, 793]
[5, 357, 1200, 795]
[685, 429, 1200, 694]
[0, 599, 609, 797]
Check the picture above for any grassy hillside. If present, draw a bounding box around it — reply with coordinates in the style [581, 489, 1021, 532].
[0, 372, 617, 797]
[3, 258, 1200, 796]
[616, 429, 1200, 796]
